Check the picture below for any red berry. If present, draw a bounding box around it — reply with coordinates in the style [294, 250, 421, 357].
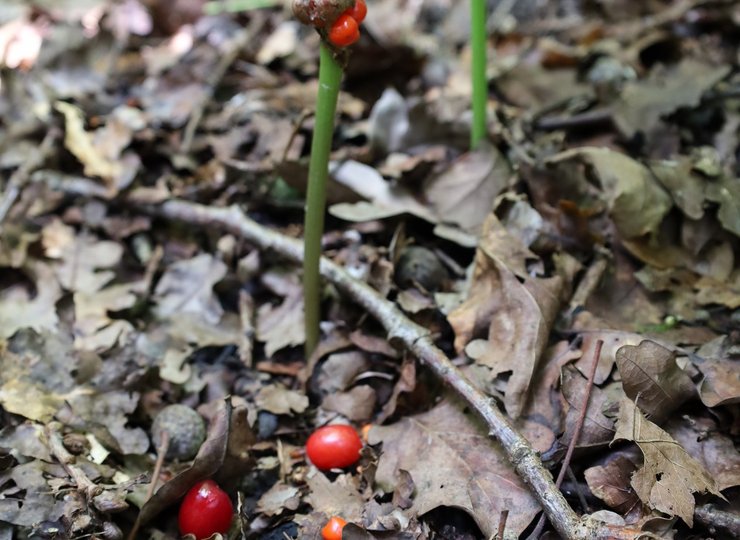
[344, 0, 367, 24]
[321, 516, 347, 540]
[328, 13, 360, 47]
[306, 424, 363, 470]
[178, 480, 233, 539]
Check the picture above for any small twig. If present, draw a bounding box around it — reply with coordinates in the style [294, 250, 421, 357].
[529, 339, 603, 539]
[564, 252, 609, 325]
[281, 109, 314, 162]
[147, 431, 170, 501]
[46, 424, 100, 501]
[496, 509, 509, 539]
[694, 503, 740, 537]
[238, 289, 255, 366]
[534, 108, 613, 132]
[126, 431, 170, 540]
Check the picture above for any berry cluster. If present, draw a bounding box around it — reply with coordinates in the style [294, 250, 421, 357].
[293, 0, 367, 47]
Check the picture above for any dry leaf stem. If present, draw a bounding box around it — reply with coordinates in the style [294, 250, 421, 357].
[529, 340, 604, 539]
[145, 199, 639, 540]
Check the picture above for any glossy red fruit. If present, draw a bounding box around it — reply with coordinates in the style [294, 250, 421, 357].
[306, 424, 363, 470]
[344, 0, 367, 23]
[328, 13, 360, 47]
[178, 480, 233, 539]
[321, 516, 347, 540]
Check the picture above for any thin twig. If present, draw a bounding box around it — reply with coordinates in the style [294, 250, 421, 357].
[534, 109, 613, 132]
[558, 339, 603, 488]
[46, 424, 100, 500]
[694, 504, 740, 537]
[126, 431, 170, 540]
[496, 509, 509, 539]
[529, 339, 603, 539]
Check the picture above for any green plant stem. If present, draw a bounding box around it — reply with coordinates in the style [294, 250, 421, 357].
[470, 0, 488, 149]
[303, 43, 343, 356]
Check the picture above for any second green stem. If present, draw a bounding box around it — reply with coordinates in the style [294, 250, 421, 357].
[470, 0, 488, 149]
[303, 43, 343, 356]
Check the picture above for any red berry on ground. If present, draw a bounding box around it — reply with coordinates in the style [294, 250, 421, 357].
[306, 424, 363, 470]
[321, 516, 347, 540]
[328, 13, 360, 47]
[178, 480, 233, 539]
[344, 0, 367, 24]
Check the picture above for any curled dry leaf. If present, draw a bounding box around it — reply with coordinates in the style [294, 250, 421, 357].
[615, 340, 695, 423]
[584, 454, 642, 517]
[136, 399, 243, 526]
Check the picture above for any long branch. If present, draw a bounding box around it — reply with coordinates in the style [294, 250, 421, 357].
[147, 199, 640, 540]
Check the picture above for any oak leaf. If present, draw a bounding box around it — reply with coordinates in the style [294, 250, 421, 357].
[613, 398, 722, 526]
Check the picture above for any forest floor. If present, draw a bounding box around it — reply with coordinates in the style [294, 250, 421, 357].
[0, 0, 738, 539]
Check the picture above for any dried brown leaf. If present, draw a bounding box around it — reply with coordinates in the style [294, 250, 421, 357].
[153, 253, 227, 325]
[256, 384, 309, 416]
[613, 398, 723, 526]
[615, 340, 695, 422]
[559, 366, 619, 453]
[584, 454, 642, 516]
[0, 263, 61, 339]
[306, 471, 364, 523]
[449, 215, 562, 417]
[256, 482, 301, 517]
[546, 147, 672, 239]
[368, 400, 539, 538]
[667, 415, 740, 492]
[322, 385, 377, 422]
[423, 143, 511, 234]
[256, 274, 305, 356]
[693, 336, 740, 407]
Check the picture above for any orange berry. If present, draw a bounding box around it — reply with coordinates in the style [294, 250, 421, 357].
[328, 13, 360, 47]
[344, 0, 367, 24]
[321, 516, 347, 540]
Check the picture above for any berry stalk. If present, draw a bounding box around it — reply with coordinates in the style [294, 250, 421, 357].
[303, 42, 343, 355]
[470, 0, 488, 148]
